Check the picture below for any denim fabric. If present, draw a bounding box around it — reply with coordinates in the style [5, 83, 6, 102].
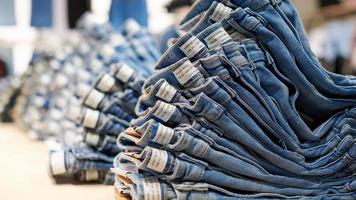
[82, 89, 133, 121]
[49, 147, 113, 176]
[223, 8, 356, 127]
[31, 0, 53, 27]
[159, 26, 180, 53]
[121, 120, 353, 189]
[93, 73, 123, 94]
[83, 132, 120, 156]
[117, 147, 347, 196]
[111, 89, 139, 117]
[81, 108, 129, 137]
[238, 0, 356, 87]
[141, 51, 356, 169]
[109, 0, 148, 29]
[111, 62, 146, 93]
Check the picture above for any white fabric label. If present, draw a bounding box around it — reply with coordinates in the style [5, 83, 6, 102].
[91, 58, 102, 72]
[146, 148, 168, 173]
[51, 151, 66, 175]
[153, 102, 176, 122]
[56, 98, 67, 109]
[55, 73, 69, 87]
[155, 81, 177, 102]
[33, 96, 45, 107]
[211, 3, 232, 22]
[205, 27, 232, 49]
[126, 19, 141, 35]
[97, 74, 115, 92]
[40, 74, 51, 85]
[152, 124, 174, 145]
[77, 83, 91, 98]
[83, 109, 100, 129]
[48, 122, 61, 135]
[73, 56, 83, 67]
[173, 60, 199, 85]
[80, 43, 90, 54]
[110, 34, 126, 46]
[85, 170, 99, 181]
[179, 36, 205, 58]
[84, 89, 105, 109]
[102, 44, 115, 60]
[78, 69, 91, 82]
[64, 63, 75, 76]
[143, 178, 162, 200]
[229, 31, 247, 41]
[115, 63, 135, 83]
[85, 132, 100, 146]
[51, 109, 63, 120]
[67, 106, 81, 122]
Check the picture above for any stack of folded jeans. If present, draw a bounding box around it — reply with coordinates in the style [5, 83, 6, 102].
[111, 1, 356, 199]
[57, 62, 148, 184]
[5, 12, 160, 184]
[43, 16, 159, 183]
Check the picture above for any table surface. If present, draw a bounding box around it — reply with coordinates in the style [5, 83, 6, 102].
[0, 124, 113, 200]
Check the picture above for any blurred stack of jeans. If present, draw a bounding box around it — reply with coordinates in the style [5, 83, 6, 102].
[111, 1, 356, 199]
[47, 17, 159, 185]
[6, 12, 160, 184]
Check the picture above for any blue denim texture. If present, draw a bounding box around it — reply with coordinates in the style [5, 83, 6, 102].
[110, 1, 356, 199]
[31, 0, 53, 27]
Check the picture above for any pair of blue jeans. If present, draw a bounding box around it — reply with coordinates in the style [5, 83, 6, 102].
[221, 6, 356, 127]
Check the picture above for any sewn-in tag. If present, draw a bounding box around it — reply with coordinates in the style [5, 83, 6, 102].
[173, 60, 199, 85]
[91, 58, 102, 72]
[205, 27, 232, 49]
[126, 19, 141, 35]
[179, 35, 205, 58]
[67, 106, 81, 122]
[73, 56, 83, 67]
[155, 81, 177, 102]
[101, 44, 115, 60]
[50, 60, 60, 70]
[143, 178, 162, 200]
[211, 3, 232, 22]
[83, 109, 100, 129]
[84, 89, 105, 109]
[229, 31, 247, 41]
[55, 73, 69, 87]
[96, 74, 115, 92]
[146, 148, 168, 173]
[80, 43, 90, 54]
[85, 132, 100, 146]
[40, 74, 51, 85]
[63, 63, 75, 76]
[78, 69, 91, 82]
[56, 98, 67, 109]
[51, 151, 66, 175]
[51, 109, 63, 120]
[115, 63, 135, 83]
[153, 102, 176, 122]
[77, 83, 91, 98]
[110, 34, 126, 46]
[84, 170, 99, 181]
[152, 124, 174, 145]
[33, 96, 45, 107]
[48, 121, 61, 134]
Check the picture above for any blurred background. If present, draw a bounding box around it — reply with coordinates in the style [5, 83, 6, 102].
[0, 0, 355, 78]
